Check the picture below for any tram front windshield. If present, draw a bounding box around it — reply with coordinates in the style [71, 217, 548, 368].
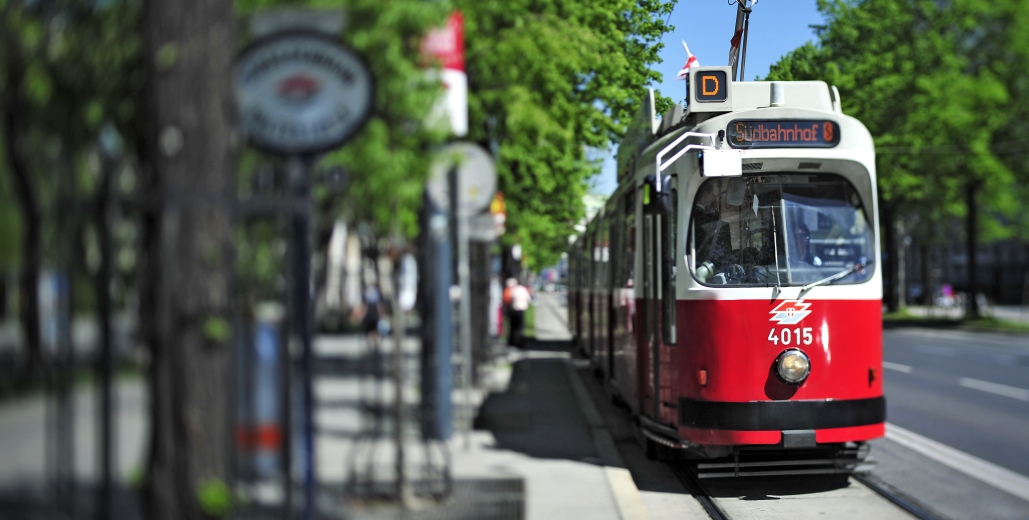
[690, 174, 873, 286]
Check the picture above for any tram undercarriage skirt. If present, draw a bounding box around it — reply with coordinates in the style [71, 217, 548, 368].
[678, 397, 885, 431]
[693, 444, 873, 478]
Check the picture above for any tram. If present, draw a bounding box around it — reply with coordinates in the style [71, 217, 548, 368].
[568, 68, 884, 477]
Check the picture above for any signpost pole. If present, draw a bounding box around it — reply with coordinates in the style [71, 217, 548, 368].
[393, 283, 407, 503]
[287, 157, 316, 520]
[456, 184, 474, 449]
[237, 24, 373, 516]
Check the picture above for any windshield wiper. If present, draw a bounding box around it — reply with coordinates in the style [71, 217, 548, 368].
[799, 259, 869, 296]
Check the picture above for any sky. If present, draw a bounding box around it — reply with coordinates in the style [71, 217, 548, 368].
[591, 1, 825, 194]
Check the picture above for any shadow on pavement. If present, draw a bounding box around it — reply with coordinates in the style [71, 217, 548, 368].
[700, 474, 851, 498]
[473, 339, 601, 463]
[475, 337, 853, 501]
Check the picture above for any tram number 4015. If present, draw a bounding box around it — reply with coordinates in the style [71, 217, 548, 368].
[768, 327, 813, 346]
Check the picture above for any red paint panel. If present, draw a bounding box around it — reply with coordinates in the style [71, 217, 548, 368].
[816, 423, 884, 443]
[678, 423, 884, 446]
[677, 299, 883, 402]
[678, 425, 782, 445]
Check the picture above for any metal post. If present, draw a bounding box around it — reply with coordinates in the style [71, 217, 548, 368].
[455, 188, 473, 449]
[96, 152, 115, 520]
[288, 157, 316, 520]
[739, 5, 752, 82]
[392, 281, 407, 503]
[280, 268, 294, 517]
[419, 193, 454, 444]
[730, 3, 745, 81]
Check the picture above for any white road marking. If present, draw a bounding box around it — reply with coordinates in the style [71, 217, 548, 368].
[958, 377, 1029, 402]
[886, 423, 1029, 503]
[882, 362, 912, 373]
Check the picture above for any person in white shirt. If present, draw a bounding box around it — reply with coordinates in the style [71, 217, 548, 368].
[504, 278, 531, 348]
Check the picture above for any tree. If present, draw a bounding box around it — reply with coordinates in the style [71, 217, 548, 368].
[232, 0, 677, 267]
[234, 0, 450, 241]
[456, 0, 676, 268]
[766, 0, 1014, 315]
[142, 0, 237, 518]
[1, 3, 46, 375]
[0, 0, 145, 374]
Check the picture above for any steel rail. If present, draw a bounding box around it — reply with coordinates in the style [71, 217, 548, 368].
[672, 462, 946, 520]
[669, 463, 733, 520]
[852, 473, 948, 520]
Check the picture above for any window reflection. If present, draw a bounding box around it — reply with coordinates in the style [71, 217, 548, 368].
[690, 174, 873, 286]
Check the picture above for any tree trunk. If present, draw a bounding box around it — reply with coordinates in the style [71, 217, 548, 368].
[897, 218, 907, 309]
[143, 1, 237, 518]
[966, 182, 980, 319]
[1, 42, 44, 377]
[882, 203, 900, 313]
[921, 242, 933, 306]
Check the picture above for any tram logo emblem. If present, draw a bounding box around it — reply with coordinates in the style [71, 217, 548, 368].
[770, 300, 812, 325]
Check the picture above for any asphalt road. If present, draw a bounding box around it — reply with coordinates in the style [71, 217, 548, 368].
[882, 327, 1029, 476]
[872, 327, 1029, 519]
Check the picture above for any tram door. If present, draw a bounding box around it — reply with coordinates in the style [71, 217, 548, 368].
[641, 184, 662, 419]
[642, 176, 677, 422]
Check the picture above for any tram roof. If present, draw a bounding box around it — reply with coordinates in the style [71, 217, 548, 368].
[616, 67, 874, 185]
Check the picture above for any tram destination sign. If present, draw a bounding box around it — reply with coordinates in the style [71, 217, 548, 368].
[235, 32, 373, 156]
[727, 119, 840, 149]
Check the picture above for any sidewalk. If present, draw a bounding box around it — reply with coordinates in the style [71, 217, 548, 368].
[310, 293, 651, 519]
[0, 300, 654, 519]
[466, 310, 650, 520]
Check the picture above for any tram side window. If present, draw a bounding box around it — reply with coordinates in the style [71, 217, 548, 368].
[623, 190, 636, 332]
[623, 190, 636, 288]
[689, 174, 873, 287]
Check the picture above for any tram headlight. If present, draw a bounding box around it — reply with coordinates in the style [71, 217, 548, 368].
[776, 349, 811, 384]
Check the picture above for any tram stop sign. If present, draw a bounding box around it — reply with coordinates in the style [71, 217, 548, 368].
[427, 142, 497, 217]
[235, 32, 374, 156]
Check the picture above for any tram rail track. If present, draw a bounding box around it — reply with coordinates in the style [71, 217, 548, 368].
[670, 462, 947, 520]
[668, 462, 732, 520]
[852, 472, 949, 520]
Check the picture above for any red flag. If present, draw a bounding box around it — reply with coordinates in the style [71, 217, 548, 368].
[675, 41, 699, 80]
[730, 28, 744, 48]
[728, 28, 744, 71]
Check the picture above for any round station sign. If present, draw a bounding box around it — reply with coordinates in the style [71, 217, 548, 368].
[235, 32, 373, 155]
[426, 142, 497, 217]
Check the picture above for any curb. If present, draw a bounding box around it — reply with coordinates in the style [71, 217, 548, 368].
[566, 361, 651, 520]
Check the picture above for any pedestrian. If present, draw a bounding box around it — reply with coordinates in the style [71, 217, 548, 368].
[504, 278, 531, 348]
[360, 286, 384, 340]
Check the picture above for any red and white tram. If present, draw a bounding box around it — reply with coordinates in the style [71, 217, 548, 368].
[568, 68, 884, 476]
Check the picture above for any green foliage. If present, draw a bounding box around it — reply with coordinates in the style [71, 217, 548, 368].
[196, 479, 232, 518]
[202, 317, 232, 345]
[234, 0, 676, 265]
[457, 0, 676, 267]
[156, 43, 178, 72]
[0, 0, 144, 278]
[1, 0, 678, 297]
[765, 0, 1021, 245]
[236, 0, 451, 238]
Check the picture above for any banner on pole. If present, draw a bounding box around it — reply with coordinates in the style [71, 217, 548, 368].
[422, 12, 468, 137]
